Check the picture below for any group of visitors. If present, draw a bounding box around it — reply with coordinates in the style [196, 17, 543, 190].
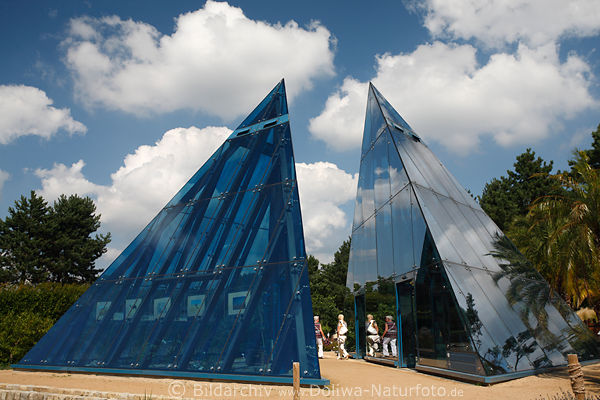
[366, 314, 397, 357]
[313, 314, 349, 360]
[314, 314, 397, 360]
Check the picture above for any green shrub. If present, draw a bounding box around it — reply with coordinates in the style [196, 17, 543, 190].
[0, 311, 54, 364]
[0, 283, 87, 365]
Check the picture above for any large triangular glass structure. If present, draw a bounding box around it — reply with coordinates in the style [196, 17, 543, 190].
[347, 83, 599, 383]
[15, 80, 327, 385]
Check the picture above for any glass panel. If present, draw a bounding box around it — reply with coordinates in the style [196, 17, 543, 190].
[354, 294, 366, 359]
[413, 186, 464, 265]
[362, 87, 388, 157]
[437, 196, 498, 270]
[352, 182, 364, 230]
[444, 262, 543, 374]
[364, 277, 396, 361]
[415, 263, 483, 375]
[493, 260, 570, 366]
[395, 135, 450, 198]
[360, 151, 376, 222]
[388, 130, 409, 196]
[397, 281, 416, 367]
[348, 224, 366, 292]
[390, 188, 414, 276]
[373, 135, 391, 210]
[376, 204, 394, 280]
[371, 85, 413, 132]
[237, 81, 287, 129]
[389, 130, 431, 191]
[410, 187, 429, 269]
[362, 216, 378, 285]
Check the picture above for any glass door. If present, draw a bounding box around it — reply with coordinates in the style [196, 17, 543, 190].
[396, 280, 417, 367]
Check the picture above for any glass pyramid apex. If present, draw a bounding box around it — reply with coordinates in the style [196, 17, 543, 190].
[236, 79, 288, 131]
[15, 81, 327, 386]
[369, 83, 416, 137]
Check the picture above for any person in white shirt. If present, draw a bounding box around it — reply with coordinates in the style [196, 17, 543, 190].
[337, 314, 349, 360]
[366, 314, 379, 357]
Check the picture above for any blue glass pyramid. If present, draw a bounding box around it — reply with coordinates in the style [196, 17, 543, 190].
[347, 83, 599, 383]
[15, 80, 326, 385]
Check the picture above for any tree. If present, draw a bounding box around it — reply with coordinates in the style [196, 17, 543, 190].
[47, 195, 111, 283]
[307, 238, 354, 347]
[480, 149, 559, 230]
[522, 151, 600, 308]
[0, 191, 51, 283]
[0, 192, 110, 284]
[583, 124, 600, 170]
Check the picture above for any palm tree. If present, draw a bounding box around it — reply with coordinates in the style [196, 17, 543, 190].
[524, 151, 600, 309]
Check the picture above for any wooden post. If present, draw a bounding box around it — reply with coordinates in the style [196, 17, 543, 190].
[567, 354, 585, 400]
[293, 361, 300, 400]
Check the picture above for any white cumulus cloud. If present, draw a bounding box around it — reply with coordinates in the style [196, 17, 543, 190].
[310, 42, 596, 154]
[0, 85, 86, 144]
[296, 162, 358, 261]
[413, 0, 600, 48]
[308, 78, 367, 151]
[0, 170, 9, 200]
[63, 1, 335, 118]
[36, 127, 356, 267]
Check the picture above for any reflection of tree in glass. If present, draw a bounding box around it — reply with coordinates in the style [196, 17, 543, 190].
[365, 276, 396, 332]
[463, 290, 539, 373]
[489, 234, 550, 325]
[464, 293, 483, 348]
[489, 234, 599, 363]
[502, 332, 536, 370]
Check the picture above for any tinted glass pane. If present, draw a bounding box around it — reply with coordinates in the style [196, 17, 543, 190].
[415, 263, 483, 375]
[237, 81, 287, 129]
[388, 130, 409, 196]
[360, 151, 376, 222]
[352, 183, 364, 229]
[365, 279, 396, 361]
[348, 224, 367, 291]
[437, 196, 498, 270]
[372, 135, 391, 210]
[362, 87, 388, 157]
[410, 187, 430, 268]
[354, 294, 366, 359]
[389, 130, 431, 191]
[376, 204, 394, 279]
[443, 263, 542, 374]
[413, 186, 464, 265]
[397, 281, 417, 367]
[363, 216, 378, 285]
[371, 85, 413, 132]
[390, 188, 414, 276]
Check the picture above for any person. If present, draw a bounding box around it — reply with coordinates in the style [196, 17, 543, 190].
[366, 314, 379, 357]
[314, 316, 326, 359]
[381, 315, 397, 357]
[337, 314, 349, 359]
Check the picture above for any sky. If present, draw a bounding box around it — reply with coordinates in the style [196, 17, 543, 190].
[0, 0, 599, 267]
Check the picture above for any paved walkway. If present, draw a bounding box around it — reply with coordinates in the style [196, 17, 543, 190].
[1, 352, 599, 399]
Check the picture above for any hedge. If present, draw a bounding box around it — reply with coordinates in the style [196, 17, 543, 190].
[0, 283, 88, 365]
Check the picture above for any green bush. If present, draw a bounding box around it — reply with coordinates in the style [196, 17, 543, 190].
[0, 311, 54, 364]
[0, 283, 87, 365]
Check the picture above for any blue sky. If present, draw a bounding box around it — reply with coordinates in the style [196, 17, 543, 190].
[0, 0, 599, 266]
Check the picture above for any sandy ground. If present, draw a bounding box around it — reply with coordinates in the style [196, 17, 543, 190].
[1, 352, 599, 400]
